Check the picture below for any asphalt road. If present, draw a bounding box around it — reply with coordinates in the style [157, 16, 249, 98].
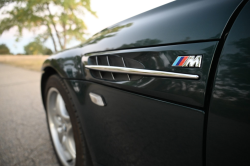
[0, 63, 59, 166]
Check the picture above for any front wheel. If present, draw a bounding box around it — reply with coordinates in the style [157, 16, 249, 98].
[44, 75, 89, 166]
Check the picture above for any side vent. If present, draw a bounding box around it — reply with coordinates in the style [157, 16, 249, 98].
[88, 55, 144, 81]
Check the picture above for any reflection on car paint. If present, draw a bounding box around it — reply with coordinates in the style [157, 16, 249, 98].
[82, 42, 217, 107]
[207, 2, 250, 165]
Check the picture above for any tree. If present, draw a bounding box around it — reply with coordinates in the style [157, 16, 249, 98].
[24, 39, 53, 55]
[0, 44, 11, 55]
[0, 0, 96, 52]
[43, 47, 53, 55]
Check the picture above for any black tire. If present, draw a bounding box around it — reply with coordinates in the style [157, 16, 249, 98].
[44, 74, 90, 166]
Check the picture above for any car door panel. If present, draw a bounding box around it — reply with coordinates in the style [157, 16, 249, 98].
[207, 1, 250, 166]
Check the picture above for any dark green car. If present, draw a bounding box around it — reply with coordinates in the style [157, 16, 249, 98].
[41, 0, 250, 165]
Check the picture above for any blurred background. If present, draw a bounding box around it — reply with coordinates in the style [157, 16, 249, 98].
[0, 0, 171, 71]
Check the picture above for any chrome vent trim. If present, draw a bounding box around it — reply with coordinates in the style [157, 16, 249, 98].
[95, 56, 103, 79]
[106, 56, 115, 80]
[85, 65, 199, 80]
[121, 57, 131, 80]
[88, 55, 144, 81]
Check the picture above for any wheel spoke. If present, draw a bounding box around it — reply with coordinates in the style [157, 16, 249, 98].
[55, 94, 70, 121]
[62, 126, 76, 159]
[61, 135, 73, 161]
[57, 126, 63, 142]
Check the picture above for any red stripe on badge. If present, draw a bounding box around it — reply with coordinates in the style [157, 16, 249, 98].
[179, 56, 188, 66]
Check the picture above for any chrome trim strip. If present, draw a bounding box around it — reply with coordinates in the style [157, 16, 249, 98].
[85, 65, 199, 79]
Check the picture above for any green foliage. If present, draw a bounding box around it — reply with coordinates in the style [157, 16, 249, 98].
[43, 47, 53, 55]
[0, 0, 96, 52]
[0, 44, 11, 55]
[24, 39, 53, 55]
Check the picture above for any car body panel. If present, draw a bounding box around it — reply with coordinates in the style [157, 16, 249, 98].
[81, 0, 241, 54]
[65, 80, 204, 166]
[207, 1, 250, 165]
[42, 47, 84, 79]
[82, 42, 218, 108]
[40, 0, 248, 165]
[42, 0, 241, 80]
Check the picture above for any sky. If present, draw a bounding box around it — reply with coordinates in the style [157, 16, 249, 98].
[0, 0, 174, 54]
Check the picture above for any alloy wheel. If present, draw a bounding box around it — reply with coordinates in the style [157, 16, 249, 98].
[47, 87, 76, 166]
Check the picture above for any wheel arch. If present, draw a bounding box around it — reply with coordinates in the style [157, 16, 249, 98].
[41, 66, 59, 111]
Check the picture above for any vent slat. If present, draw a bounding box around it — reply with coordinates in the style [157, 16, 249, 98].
[121, 57, 131, 81]
[89, 55, 143, 81]
[96, 56, 103, 79]
[106, 56, 115, 80]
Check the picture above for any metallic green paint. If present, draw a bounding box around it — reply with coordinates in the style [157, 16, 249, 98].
[81, 0, 241, 54]
[207, 1, 250, 165]
[42, 0, 241, 81]
[42, 47, 84, 79]
[43, 0, 240, 79]
[65, 80, 204, 166]
[40, 1, 248, 165]
[82, 42, 218, 108]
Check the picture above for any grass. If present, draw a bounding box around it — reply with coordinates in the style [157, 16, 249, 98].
[0, 55, 49, 71]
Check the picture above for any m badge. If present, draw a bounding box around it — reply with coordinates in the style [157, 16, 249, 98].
[172, 55, 202, 68]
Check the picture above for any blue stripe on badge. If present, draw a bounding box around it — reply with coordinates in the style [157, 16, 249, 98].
[172, 56, 182, 66]
[176, 57, 184, 66]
